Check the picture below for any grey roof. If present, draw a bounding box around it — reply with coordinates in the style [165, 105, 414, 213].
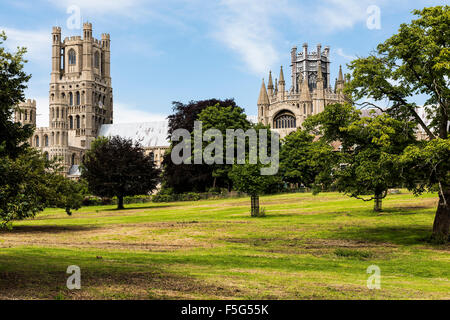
[98, 121, 170, 147]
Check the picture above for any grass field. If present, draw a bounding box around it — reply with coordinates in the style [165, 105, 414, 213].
[0, 191, 449, 300]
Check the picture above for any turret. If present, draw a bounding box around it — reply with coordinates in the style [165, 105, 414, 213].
[315, 61, 325, 113]
[15, 99, 37, 127]
[51, 27, 62, 83]
[316, 61, 325, 99]
[82, 22, 93, 79]
[291, 46, 297, 92]
[102, 33, 111, 81]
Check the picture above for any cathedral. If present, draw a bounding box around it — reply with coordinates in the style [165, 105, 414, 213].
[15, 23, 113, 178]
[258, 43, 347, 138]
[14, 25, 350, 177]
[15, 23, 169, 178]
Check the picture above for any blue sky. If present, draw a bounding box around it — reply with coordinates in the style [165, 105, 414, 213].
[0, 0, 446, 127]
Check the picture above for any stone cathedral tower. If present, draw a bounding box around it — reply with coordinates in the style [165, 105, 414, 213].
[258, 43, 346, 139]
[15, 23, 113, 178]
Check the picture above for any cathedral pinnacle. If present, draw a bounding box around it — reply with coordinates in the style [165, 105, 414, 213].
[257, 78, 270, 106]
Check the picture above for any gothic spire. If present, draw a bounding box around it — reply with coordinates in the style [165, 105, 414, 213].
[267, 71, 273, 96]
[279, 66, 285, 84]
[268, 71, 273, 89]
[300, 74, 311, 101]
[338, 65, 344, 82]
[257, 78, 270, 106]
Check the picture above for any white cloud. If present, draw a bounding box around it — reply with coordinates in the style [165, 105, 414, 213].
[46, 0, 145, 16]
[1, 27, 50, 63]
[210, 0, 291, 75]
[113, 102, 167, 124]
[312, 0, 385, 31]
[336, 48, 356, 61]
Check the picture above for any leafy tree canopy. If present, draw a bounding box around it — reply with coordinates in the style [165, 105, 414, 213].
[82, 136, 160, 209]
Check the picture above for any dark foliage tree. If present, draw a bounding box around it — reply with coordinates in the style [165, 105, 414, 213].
[82, 136, 160, 209]
[162, 98, 243, 193]
[346, 6, 450, 239]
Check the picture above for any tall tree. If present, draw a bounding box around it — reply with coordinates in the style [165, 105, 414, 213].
[162, 98, 243, 193]
[0, 31, 33, 158]
[0, 31, 85, 228]
[305, 103, 417, 212]
[229, 123, 281, 216]
[197, 104, 251, 190]
[279, 129, 333, 191]
[347, 6, 450, 238]
[82, 136, 160, 209]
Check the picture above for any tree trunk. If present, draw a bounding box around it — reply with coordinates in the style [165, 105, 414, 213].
[251, 195, 259, 217]
[374, 193, 382, 212]
[117, 196, 124, 210]
[432, 187, 450, 242]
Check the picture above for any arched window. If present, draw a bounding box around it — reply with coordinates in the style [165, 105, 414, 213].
[76, 91, 80, 105]
[30, 110, 33, 121]
[76, 115, 80, 129]
[44, 135, 49, 147]
[69, 92, 73, 106]
[273, 111, 296, 129]
[71, 154, 76, 166]
[56, 107, 59, 118]
[69, 116, 73, 129]
[35, 136, 39, 147]
[25, 110, 28, 120]
[68, 49, 76, 65]
[94, 51, 100, 69]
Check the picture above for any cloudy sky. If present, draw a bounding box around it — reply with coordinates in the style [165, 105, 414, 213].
[0, 0, 445, 127]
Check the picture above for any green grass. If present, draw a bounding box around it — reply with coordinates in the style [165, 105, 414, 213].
[0, 191, 448, 299]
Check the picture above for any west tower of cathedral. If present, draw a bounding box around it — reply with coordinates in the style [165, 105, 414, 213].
[258, 43, 346, 138]
[15, 23, 113, 177]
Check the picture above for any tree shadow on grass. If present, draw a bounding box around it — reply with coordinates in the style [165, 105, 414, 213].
[380, 206, 434, 216]
[0, 268, 241, 300]
[1, 225, 98, 234]
[102, 204, 175, 212]
[333, 225, 434, 246]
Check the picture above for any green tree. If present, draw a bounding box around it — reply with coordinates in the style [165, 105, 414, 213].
[82, 136, 160, 209]
[229, 124, 281, 217]
[279, 129, 333, 191]
[0, 148, 86, 227]
[0, 31, 84, 228]
[197, 104, 251, 190]
[305, 103, 416, 212]
[0, 31, 33, 158]
[162, 99, 242, 193]
[346, 6, 450, 238]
